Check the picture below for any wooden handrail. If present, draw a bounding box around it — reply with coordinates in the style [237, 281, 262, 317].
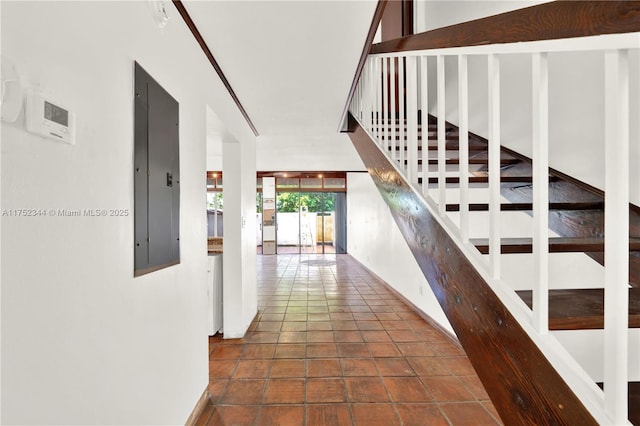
[338, 0, 387, 132]
[371, 1, 640, 54]
[172, 0, 259, 136]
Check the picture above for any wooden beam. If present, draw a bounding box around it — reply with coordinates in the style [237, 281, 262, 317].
[371, 1, 640, 54]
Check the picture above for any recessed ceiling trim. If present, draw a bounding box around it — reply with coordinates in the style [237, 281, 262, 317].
[172, 0, 259, 136]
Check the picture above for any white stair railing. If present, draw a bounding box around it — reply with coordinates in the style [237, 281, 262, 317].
[349, 33, 640, 425]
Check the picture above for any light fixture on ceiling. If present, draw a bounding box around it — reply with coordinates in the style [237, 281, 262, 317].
[148, 0, 170, 29]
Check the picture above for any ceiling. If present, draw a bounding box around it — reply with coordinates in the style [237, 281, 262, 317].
[184, 0, 378, 138]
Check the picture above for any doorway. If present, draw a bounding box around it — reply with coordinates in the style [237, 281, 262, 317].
[275, 191, 346, 254]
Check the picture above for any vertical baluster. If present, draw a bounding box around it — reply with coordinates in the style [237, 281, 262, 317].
[420, 56, 429, 197]
[363, 58, 371, 132]
[390, 57, 397, 162]
[382, 57, 389, 152]
[375, 56, 383, 145]
[488, 54, 501, 279]
[398, 57, 406, 172]
[406, 56, 418, 184]
[437, 55, 446, 215]
[532, 52, 549, 333]
[458, 55, 469, 242]
[359, 65, 364, 121]
[356, 69, 364, 122]
[350, 85, 355, 115]
[604, 48, 629, 425]
[369, 57, 376, 134]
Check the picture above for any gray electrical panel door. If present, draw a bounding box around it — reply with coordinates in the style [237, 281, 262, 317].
[134, 62, 180, 276]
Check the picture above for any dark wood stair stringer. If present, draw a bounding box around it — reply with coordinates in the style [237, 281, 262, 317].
[347, 112, 597, 425]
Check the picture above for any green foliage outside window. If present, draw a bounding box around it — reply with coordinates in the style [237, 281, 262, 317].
[207, 192, 223, 210]
[276, 193, 334, 213]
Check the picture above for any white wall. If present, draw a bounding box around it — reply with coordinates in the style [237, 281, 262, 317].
[347, 173, 454, 335]
[418, 1, 640, 204]
[415, 0, 549, 32]
[1, 1, 255, 424]
[257, 133, 365, 171]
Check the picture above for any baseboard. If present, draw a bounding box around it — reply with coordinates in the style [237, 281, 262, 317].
[353, 257, 462, 349]
[380, 278, 462, 349]
[184, 385, 209, 426]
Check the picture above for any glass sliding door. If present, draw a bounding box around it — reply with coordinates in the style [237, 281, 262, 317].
[276, 192, 301, 254]
[317, 192, 347, 254]
[332, 192, 347, 254]
[298, 192, 318, 254]
[263, 174, 348, 255]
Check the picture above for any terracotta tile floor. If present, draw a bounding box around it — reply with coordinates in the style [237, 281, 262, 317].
[197, 254, 503, 425]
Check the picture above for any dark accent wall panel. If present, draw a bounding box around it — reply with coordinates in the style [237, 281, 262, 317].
[134, 62, 180, 276]
[346, 113, 597, 425]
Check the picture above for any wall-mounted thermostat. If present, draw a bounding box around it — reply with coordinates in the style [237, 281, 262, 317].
[26, 91, 75, 144]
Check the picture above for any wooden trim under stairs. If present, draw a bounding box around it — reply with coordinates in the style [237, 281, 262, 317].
[347, 112, 597, 425]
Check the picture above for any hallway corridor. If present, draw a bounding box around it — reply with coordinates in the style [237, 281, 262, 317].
[198, 254, 502, 425]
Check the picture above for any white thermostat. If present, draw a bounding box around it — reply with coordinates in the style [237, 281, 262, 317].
[26, 90, 75, 144]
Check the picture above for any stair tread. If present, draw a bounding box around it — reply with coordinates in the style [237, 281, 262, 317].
[516, 288, 640, 330]
[470, 236, 640, 254]
[428, 176, 540, 184]
[404, 158, 519, 166]
[381, 135, 460, 141]
[446, 202, 605, 211]
[388, 143, 484, 151]
[427, 158, 520, 165]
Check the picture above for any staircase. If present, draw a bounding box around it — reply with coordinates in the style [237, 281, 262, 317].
[345, 13, 640, 425]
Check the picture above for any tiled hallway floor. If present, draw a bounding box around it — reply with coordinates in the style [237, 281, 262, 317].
[197, 254, 503, 425]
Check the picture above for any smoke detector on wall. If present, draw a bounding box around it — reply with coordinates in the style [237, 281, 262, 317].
[148, 0, 170, 29]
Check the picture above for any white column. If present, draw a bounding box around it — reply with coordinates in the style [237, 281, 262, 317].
[532, 52, 549, 333]
[604, 48, 629, 424]
[223, 135, 258, 338]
